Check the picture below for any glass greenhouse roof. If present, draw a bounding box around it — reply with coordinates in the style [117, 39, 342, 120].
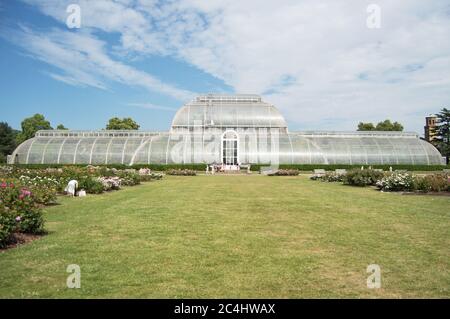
[171, 94, 287, 128]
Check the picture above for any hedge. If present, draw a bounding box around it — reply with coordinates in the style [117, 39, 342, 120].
[6, 163, 450, 172]
[8, 163, 208, 171]
[250, 164, 450, 172]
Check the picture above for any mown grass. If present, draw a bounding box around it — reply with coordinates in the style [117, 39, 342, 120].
[0, 175, 449, 298]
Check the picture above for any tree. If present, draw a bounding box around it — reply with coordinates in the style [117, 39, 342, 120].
[432, 107, 450, 164]
[16, 114, 52, 144]
[375, 119, 403, 131]
[356, 119, 403, 131]
[357, 122, 375, 131]
[106, 117, 140, 130]
[56, 124, 68, 130]
[0, 122, 18, 163]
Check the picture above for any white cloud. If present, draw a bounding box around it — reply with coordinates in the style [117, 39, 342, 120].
[16, 0, 450, 132]
[7, 24, 194, 101]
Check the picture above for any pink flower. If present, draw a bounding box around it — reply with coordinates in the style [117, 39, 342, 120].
[20, 189, 31, 197]
[15, 216, 21, 222]
[0, 182, 6, 188]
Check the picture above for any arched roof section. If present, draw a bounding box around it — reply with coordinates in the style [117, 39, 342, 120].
[171, 94, 287, 129]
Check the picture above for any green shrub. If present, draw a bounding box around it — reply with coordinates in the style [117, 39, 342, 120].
[252, 164, 449, 172]
[18, 176, 58, 204]
[413, 174, 449, 192]
[78, 176, 104, 194]
[0, 207, 15, 248]
[343, 169, 384, 187]
[376, 172, 415, 192]
[117, 171, 141, 186]
[0, 182, 45, 235]
[5, 163, 450, 172]
[16, 208, 44, 234]
[97, 177, 121, 191]
[323, 172, 345, 182]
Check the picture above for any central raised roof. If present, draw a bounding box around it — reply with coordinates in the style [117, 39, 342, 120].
[171, 94, 287, 129]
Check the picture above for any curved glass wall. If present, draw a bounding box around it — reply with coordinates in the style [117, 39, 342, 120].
[10, 130, 443, 165]
[8, 94, 444, 165]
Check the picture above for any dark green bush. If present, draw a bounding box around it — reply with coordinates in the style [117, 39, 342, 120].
[0, 208, 15, 248]
[0, 182, 45, 238]
[6, 163, 450, 172]
[251, 164, 449, 172]
[78, 176, 104, 194]
[343, 169, 384, 187]
[117, 171, 141, 186]
[17, 208, 44, 234]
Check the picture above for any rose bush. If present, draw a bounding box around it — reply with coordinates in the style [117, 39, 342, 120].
[268, 169, 299, 176]
[413, 174, 449, 193]
[167, 169, 196, 176]
[376, 172, 415, 192]
[343, 169, 384, 187]
[19, 176, 59, 204]
[97, 176, 121, 191]
[0, 206, 15, 248]
[0, 181, 45, 247]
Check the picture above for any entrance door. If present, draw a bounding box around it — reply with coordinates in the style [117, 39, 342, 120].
[222, 130, 238, 166]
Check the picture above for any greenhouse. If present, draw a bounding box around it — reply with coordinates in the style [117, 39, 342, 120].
[8, 94, 444, 166]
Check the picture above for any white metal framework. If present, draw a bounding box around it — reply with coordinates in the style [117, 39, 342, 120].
[222, 130, 239, 165]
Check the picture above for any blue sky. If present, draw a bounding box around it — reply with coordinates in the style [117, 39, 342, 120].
[1, 0, 450, 133]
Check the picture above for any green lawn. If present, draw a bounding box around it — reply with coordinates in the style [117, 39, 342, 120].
[0, 175, 449, 298]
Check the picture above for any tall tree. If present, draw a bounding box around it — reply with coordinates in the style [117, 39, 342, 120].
[375, 119, 403, 131]
[16, 114, 52, 144]
[56, 124, 68, 130]
[433, 107, 450, 164]
[0, 122, 18, 163]
[106, 117, 140, 130]
[357, 122, 375, 131]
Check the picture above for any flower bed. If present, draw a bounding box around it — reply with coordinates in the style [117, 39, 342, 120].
[310, 172, 344, 182]
[377, 172, 450, 193]
[343, 169, 384, 187]
[18, 175, 59, 205]
[1, 182, 45, 248]
[268, 169, 299, 176]
[0, 165, 164, 249]
[309, 167, 450, 194]
[97, 176, 121, 191]
[166, 169, 197, 176]
[0, 165, 163, 196]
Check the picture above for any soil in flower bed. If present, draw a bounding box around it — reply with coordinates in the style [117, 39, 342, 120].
[0, 233, 45, 252]
[401, 191, 450, 197]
